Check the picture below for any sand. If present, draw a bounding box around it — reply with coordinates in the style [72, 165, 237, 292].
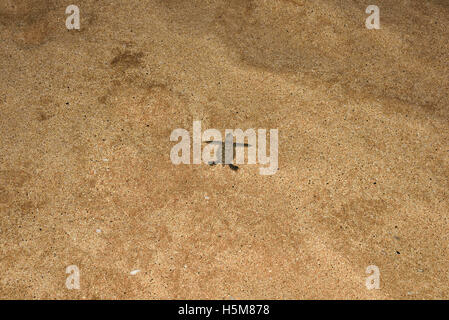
[0, 0, 448, 299]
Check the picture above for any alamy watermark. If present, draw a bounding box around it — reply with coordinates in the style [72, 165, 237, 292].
[65, 265, 80, 290]
[170, 121, 279, 175]
[65, 5, 80, 30]
[365, 265, 380, 290]
[365, 5, 380, 29]
[65, 4, 379, 31]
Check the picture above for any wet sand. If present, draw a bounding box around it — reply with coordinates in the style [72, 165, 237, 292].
[0, 0, 448, 299]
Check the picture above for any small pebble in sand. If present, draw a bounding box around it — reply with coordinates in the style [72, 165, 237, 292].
[96, 229, 102, 233]
[205, 195, 210, 200]
[130, 270, 140, 275]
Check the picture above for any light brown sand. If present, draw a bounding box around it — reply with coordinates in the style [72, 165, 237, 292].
[0, 0, 448, 299]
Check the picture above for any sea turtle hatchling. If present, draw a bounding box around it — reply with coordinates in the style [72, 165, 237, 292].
[205, 133, 250, 171]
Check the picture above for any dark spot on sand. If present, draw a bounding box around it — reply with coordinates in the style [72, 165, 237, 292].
[110, 50, 144, 69]
[37, 110, 52, 122]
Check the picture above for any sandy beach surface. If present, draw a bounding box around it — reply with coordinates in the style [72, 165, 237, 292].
[0, 0, 448, 299]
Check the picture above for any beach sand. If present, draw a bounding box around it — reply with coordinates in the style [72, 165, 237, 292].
[0, 0, 448, 299]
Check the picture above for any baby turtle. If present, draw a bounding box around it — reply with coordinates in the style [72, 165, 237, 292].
[205, 133, 250, 171]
